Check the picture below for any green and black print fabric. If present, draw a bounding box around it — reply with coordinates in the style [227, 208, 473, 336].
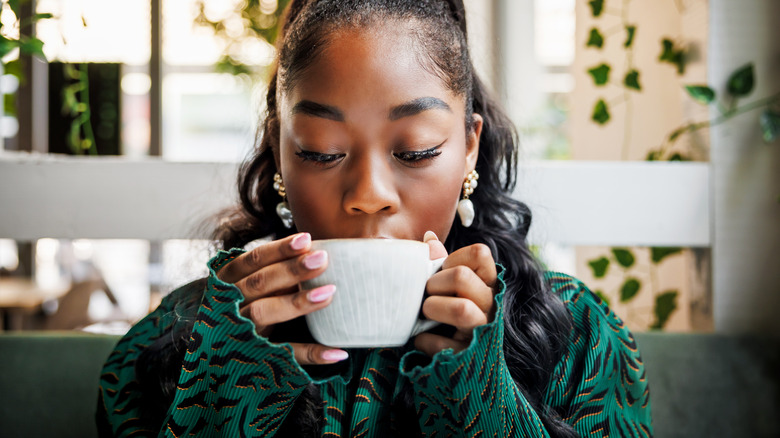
[97, 249, 652, 437]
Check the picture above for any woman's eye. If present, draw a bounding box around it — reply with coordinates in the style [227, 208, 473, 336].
[295, 150, 345, 166]
[394, 145, 443, 164]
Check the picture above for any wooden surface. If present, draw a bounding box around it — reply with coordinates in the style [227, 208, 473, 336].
[0, 278, 68, 330]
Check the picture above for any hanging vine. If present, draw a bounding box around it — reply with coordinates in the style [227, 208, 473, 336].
[583, 0, 779, 329]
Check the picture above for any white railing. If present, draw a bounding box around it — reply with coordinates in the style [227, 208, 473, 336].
[0, 152, 710, 247]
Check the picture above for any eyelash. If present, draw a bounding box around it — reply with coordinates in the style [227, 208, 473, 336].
[294, 145, 443, 166]
[294, 150, 345, 165]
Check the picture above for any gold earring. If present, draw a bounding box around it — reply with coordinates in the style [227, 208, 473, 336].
[273, 172, 293, 229]
[458, 170, 478, 228]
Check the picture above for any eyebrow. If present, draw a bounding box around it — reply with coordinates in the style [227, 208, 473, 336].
[292, 100, 345, 122]
[389, 97, 452, 120]
[291, 96, 452, 122]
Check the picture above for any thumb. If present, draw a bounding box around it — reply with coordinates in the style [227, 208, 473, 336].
[423, 231, 448, 259]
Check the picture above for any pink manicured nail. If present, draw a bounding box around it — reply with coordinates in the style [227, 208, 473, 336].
[322, 349, 349, 362]
[423, 230, 439, 242]
[307, 285, 336, 303]
[290, 233, 311, 250]
[303, 250, 327, 270]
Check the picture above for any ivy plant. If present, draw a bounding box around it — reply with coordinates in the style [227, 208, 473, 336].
[584, 2, 645, 127]
[584, 2, 779, 329]
[588, 246, 682, 329]
[60, 63, 97, 155]
[0, 0, 50, 63]
[0, 0, 51, 118]
[647, 63, 780, 161]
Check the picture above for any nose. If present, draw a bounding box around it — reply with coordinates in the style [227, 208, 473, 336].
[342, 153, 400, 215]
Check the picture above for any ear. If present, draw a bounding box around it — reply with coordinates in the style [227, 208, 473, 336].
[465, 113, 482, 175]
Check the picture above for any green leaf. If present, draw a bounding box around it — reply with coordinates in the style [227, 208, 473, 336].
[624, 70, 641, 90]
[588, 257, 610, 278]
[760, 109, 780, 143]
[4, 59, 23, 79]
[0, 36, 19, 58]
[33, 13, 54, 21]
[9, 0, 21, 18]
[586, 28, 604, 49]
[592, 99, 610, 125]
[685, 85, 716, 104]
[64, 63, 81, 80]
[658, 38, 686, 74]
[659, 39, 675, 61]
[646, 150, 659, 161]
[588, 63, 611, 86]
[589, 0, 604, 17]
[624, 25, 636, 48]
[727, 63, 754, 97]
[668, 152, 690, 161]
[4, 92, 16, 116]
[650, 291, 678, 329]
[594, 290, 610, 307]
[19, 37, 46, 60]
[612, 248, 635, 268]
[651, 247, 682, 263]
[620, 278, 641, 302]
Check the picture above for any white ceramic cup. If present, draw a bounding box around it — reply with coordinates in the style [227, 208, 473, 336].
[300, 238, 445, 348]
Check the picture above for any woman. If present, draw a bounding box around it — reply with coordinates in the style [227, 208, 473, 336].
[97, 0, 652, 436]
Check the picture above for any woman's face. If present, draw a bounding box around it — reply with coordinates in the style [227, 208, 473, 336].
[277, 24, 481, 241]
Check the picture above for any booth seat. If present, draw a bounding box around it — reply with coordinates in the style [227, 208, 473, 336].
[0, 332, 778, 437]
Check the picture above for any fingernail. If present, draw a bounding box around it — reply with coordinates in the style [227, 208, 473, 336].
[322, 349, 349, 362]
[308, 285, 336, 303]
[303, 250, 327, 270]
[290, 233, 311, 250]
[423, 230, 439, 242]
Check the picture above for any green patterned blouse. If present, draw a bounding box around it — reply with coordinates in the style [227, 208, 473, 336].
[97, 248, 652, 437]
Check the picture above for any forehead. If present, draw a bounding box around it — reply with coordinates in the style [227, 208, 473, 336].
[279, 22, 464, 116]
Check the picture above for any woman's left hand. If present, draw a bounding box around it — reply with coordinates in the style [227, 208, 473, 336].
[415, 231, 498, 356]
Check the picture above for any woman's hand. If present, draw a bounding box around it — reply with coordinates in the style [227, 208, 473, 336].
[216, 233, 348, 365]
[415, 231, 498, 356]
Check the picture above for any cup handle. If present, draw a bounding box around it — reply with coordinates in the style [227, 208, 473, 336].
[410, 256, 448, 337]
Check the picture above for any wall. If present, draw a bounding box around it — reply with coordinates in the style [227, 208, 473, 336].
[710, 0, 780, 336]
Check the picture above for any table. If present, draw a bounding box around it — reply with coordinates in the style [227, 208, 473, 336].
[0, 278, 69, 331]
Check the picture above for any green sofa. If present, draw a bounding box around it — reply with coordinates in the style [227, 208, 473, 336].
[1, 332, 778, 437]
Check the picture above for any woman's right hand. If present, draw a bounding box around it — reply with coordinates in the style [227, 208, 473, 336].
[216, 232, 348, 365]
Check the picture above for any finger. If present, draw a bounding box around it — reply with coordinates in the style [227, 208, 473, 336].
[442, 243, 497, 287]
[421, 296, 488, 330]
[218, 232, 312, 284]
[424, 230, 449, 260]
[289, 343, 349, 365]
[426, 266, 495, 312]
[240, 285, 336, 328]
[414, 332, 468, 356]
[237, 250, 329, 303]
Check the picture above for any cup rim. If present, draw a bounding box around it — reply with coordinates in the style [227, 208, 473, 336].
[310, 238, 428, 248]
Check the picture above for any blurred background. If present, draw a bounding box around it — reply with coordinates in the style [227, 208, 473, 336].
[0, 0, 778, 337]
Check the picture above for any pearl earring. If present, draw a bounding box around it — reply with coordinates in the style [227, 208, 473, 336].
[273, 172, 294, 229]
[458, 170, 478, 228]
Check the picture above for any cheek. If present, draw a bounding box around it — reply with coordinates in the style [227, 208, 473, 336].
[280, 167, 339, 237]
[404, 157, 464, 237]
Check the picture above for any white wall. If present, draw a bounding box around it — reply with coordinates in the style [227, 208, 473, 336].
[710, 0, 780, 336]
[0, 153, 709, 247]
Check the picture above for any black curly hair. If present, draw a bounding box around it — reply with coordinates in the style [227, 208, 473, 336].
[135, 1, 576, 436]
